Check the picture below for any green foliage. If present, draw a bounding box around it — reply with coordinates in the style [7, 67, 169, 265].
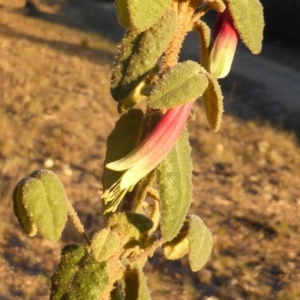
[157, 128, 192, 241]
[107, 212, 153, 243]
[228, 0, 265, 54]
[163, 231, 189, 260]
[13, 1, 266, 298]
[115, 0, 131, 29]
[13, 170, 68, 241]
[163, 216, 213, 269]
[188, 215, 213, 272]
[194, 21, 211, 70]
[116, 0, 170, 32]
[13, 177, 41, 237]
[202, 73, 224, 132]
[110, 10, 176, 101]
[117, 80, 152, 113]
[91, 229, 121, 262]
[124, 269, 151, 300]
[102, 109, 144, 193]
[148, 61, 209, 110]
[51, 244, 86, 300]
[51, 244, 109, 300]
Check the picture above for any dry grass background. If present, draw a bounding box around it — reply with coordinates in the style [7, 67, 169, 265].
[0, 1, 300, 299]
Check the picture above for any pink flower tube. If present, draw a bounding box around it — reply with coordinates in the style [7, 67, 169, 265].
[102, 101, 193, 212]
[208, 7, 239, 79]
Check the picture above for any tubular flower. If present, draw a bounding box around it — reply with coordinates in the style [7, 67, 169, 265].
[102, 101, 194, 213]
[208, 7, 238, 79]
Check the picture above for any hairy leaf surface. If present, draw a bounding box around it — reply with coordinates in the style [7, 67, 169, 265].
[188, 215, 213, 272]
[111, 10, 176, 101]
[228, 0, 264, 54]
[29, 169, 68, 241]
[148, 61, 208, 110]
[51, 244, 109, 300]
[157, 128, 192, 241]
[91, 229, 120, 262]
[202, 73, 223, 132]
[107, 212, 153, 243]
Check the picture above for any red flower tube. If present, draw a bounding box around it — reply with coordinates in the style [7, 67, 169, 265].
[102, 101, 193, 212]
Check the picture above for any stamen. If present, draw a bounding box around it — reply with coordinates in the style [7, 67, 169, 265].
[101, 178, 129, 213]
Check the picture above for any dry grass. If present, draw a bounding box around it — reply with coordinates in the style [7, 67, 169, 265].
[1, 1, 300, 299]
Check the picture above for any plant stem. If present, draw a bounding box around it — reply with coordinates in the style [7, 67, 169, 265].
[67, 201, 91, 246]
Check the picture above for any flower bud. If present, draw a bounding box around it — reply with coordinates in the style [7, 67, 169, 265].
[208, 8, 238, 79]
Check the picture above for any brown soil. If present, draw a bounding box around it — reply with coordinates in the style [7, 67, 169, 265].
[1, 1, 300, 299]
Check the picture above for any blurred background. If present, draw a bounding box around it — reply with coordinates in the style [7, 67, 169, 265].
[0, 1, 300, 299]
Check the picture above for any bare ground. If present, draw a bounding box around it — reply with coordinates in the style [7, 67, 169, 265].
[0, 1, 300, 299]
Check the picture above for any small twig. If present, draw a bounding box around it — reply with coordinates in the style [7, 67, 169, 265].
[67, 201, 91, 246]
[127, 238, 164, 267]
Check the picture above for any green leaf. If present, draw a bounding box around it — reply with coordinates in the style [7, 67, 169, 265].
[90, 228, 120, 262]
[115, 0, 170, 32]
[51, 244, 109, 300]
[124, 269, 151, 300]
[157, 128, 192, 241]
[71, 256, 109, 299]
[51, 244, 87, 299]
[111, 10, 176, 101]
[117, 80, 151, 113]
[127, 0, 170, 32]
[202, 73, 223, 132]
[12, 177, 41, 237]
[29, 169, 68, 241]
[115, 0, 131, 28]
[163, 231, 189, 260]
[102, 109, 144, 192]
[107, 212, 153, 243]
[188, 215, 213, 272]
[228, 0, 264, 54]
[13, 170, 68, 241]
[148, 61, 209, 110]
[194, 21, 211, 70]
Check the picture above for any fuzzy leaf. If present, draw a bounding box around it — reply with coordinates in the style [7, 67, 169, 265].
[163, 231, 189, 260]
[102, 109, 144, 192]
[107, 212, 153, 243]
[148, 61, 208, 110]
[228, 0, 264, 54]
[111, 10, 176, 101]
[157, 128, 192, 241]
[188, 215, 213, 272]
[51, 244, 87, 299]
[29, 169, 68, 241]
[91, 229, 120, 262]
[124, 269, 151, 300]
[127, 0, 170, 32]
[202, 73, 223, 132]
[71, 256, 109, 299]
[206, 0, 226, 12]
[115, 0, 131, 28]
[12, 177, 41, 237]
[194, 21, 211, 70]
[51, 244, 109, 300]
